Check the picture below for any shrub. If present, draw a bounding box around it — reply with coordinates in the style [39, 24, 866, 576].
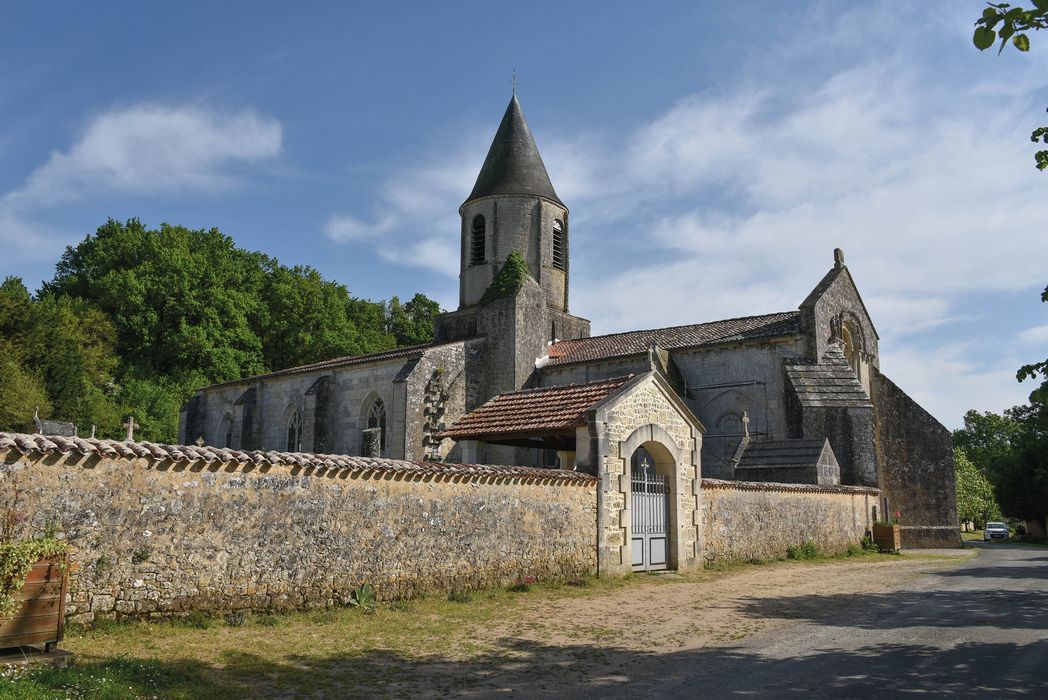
[175, 611, 214, 629]
[348, 583, 376, 613]
[447, 589, 472, 604]
[786, 541, 821, 560]
[860, 535, 879, 553]
[224, 612, 246, 627]
[508, 575, 537, 593]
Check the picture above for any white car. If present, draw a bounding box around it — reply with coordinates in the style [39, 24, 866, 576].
[984, 522, 1009, 541]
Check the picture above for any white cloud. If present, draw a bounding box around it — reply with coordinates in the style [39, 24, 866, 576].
[324, 144, 482, 275]
[1017, 323, 1048, 345]
[0, 104, 282, 261]
[879, 344, 1034, 429]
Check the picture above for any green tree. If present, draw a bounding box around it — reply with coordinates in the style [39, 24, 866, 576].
[33, 217, 443, 442]
[0, 340, 51, 433]
[46, 218, 270, 384]
[22, 295, 124, 436]
[261, 265, 387, 370]
[385, 293, 442, 347]
[953, 409, 1023, 470]
[954, 448, 1002, 529]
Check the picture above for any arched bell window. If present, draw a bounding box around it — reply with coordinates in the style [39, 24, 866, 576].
[470, 215, 486, 265]
[286, 410, 301, 452]
[367, 397, 386, 452]
[841, 323, 860, 376]
[552, 219, 566, 270]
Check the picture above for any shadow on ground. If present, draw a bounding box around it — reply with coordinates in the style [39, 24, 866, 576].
[6, 636, 1048, 699]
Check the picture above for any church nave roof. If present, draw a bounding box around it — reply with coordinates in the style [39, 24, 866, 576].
[545, 311, 801, 367]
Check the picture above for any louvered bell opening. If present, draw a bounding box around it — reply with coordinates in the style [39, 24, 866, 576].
[470, 215, 486, 265]
[552, 219, 566, 270]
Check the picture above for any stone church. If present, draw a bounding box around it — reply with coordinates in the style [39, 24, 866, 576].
[181, 95, 957, 553]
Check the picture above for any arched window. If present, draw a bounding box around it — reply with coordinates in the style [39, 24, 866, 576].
[552, 219, 566, 270]
[220, 414, 234, 449]
[470, 215, 486, 265]
[286, 410, 301, 452]
[842, 323, 860, 376]
[367, 397, 386, 452]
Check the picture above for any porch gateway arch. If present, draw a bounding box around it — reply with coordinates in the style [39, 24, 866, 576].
[436, 370, 706, 575]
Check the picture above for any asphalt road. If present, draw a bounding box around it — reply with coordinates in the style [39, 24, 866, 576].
[606, 543, 1048, 698]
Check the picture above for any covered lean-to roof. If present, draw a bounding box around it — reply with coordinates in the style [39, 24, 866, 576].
[438, 376, 634, 442]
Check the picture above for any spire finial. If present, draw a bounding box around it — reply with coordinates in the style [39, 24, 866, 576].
[511, 69, 517, 96]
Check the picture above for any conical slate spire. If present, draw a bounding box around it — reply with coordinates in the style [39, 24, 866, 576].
[465, 95, 564, 207]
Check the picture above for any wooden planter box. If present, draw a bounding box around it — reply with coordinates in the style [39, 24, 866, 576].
[872, 524, 901, 552]
[0, 554, 68, 652]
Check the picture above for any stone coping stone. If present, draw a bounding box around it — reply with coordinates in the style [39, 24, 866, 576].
[701, 477, 879, 496]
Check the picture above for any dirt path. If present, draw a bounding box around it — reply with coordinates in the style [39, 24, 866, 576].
[396, 551, 976, 698]
[490, 552, 974, 654]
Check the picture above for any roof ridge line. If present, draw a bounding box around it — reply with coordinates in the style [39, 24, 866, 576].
[553, 311, 799, 345]
[492, 374, 635, 398]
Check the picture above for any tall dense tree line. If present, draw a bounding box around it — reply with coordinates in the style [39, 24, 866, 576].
[0, 218, 440, 443]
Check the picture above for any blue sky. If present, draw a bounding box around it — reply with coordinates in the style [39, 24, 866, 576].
[2, 1, 1046, 428]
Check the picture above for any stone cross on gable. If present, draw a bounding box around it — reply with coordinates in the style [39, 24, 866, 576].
[123, 416, 139, 442]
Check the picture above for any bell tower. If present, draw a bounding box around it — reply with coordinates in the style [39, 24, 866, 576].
[457, 95, 570, 313]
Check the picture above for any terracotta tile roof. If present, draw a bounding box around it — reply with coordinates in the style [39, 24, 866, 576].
[0, 432, 595, 484]
[546, 312, 800, 367]
[438, 376, 635, 440]
[199, 341, 456, 391]
[785, 346, 872, 408]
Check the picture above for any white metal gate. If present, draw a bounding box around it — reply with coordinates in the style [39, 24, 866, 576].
[631, 461, 669, 572]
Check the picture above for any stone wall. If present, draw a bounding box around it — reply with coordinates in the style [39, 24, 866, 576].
[701, 478, 878, 564]
[871, 371, 961, 548]
[2, 446, 597, 622]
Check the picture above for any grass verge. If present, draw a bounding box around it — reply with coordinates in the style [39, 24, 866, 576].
[0, 552, 956, 699]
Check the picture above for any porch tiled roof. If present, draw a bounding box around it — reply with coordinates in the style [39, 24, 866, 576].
[0, 432, 595, 484]
[437, 376, 634, 440]
[546, 312, 800, 367]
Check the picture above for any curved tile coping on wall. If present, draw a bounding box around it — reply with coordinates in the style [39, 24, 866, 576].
[0, 432, 596, 485]
[701, 477, 879, 496]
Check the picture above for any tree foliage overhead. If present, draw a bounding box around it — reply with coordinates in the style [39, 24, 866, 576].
[973, 2, 1048, 170]
[0, 218, 442, 443]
